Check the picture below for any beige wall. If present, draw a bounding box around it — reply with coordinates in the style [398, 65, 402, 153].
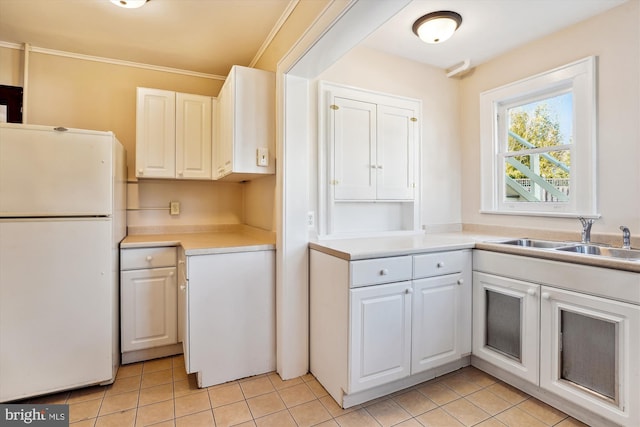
[460, 0, 640, 236]
[317, 45, 462, 230]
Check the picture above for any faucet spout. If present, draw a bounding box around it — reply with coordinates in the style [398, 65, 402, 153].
[579, 217, 595, 244]
[620, 226, 631, 249]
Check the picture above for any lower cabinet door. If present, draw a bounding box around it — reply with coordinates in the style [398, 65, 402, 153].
[540, 286, 640, 427]
[121, 267, 177, 352]
[349, 281, 411, 393]
[472, 272, 539, 384]
[412, 273, 467, 373]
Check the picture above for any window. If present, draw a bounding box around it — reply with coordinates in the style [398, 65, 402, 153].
[480, 57, 597, 217]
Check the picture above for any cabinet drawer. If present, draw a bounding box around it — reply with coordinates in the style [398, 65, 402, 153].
[350, 256, 412, 288]
[413, 251, 466, 279]
[121, 247, 177, 270]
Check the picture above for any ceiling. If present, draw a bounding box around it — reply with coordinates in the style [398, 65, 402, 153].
[0, 0, 628, 78]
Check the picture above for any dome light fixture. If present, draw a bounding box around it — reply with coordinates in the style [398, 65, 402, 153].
[110, 0, 148, 9]
[412, 11, 462, 44]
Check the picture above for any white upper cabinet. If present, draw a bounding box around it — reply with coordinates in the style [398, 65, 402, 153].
[136, 88, 176, 178]
[214, 65, 275, 181]
[330, 90, 418, 201]
[176, 93, 213, 179]
[319, 82, 421, 237]
[136, 87, 212, 180]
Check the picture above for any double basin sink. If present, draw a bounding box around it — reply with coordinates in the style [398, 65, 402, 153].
[497, 238, 640, 261]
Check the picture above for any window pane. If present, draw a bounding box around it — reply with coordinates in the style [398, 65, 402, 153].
[504, 150, 570, 202]
[507, 92, 573, 152]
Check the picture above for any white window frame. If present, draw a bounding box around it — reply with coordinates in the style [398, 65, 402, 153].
[480, 56, 598, 218]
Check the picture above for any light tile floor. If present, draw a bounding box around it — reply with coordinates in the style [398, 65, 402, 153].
[24, 355, 590, 426]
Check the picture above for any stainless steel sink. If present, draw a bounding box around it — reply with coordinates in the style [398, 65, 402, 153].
[497, 238, 572, 249]
[555, 245, 640, 261]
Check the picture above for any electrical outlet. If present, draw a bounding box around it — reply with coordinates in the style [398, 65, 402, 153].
[307, 211, 315, 228]
[170, 201, 180, 215]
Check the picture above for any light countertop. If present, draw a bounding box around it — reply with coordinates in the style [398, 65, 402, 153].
[310, 232, 640, 273]
[121, 225, 275, 256]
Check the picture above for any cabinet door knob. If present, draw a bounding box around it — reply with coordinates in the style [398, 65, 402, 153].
[380, 268, 389, 276]
[542, 292, 551, 300]
[457, 279, 464, 285]
[437, 262, 444, 268]
[180, 285, 186, 291]
[146, 256, 153, 262]
[527, 288, 537, 296]
[405, 288, 413, 294]
[178, 171, 183, 176]
[138, 169, 144, 175]
[169, 271, 174, 276]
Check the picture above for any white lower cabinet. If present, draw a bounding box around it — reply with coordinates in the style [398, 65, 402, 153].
[120, 247, 179, 361]
[310, 249, 472, 408]
[473, 250, 640, 427]
[350, 282, 412, 392]
[472, 272, 539, 384]
[540, 286, 640, 427]
[181, 249, 276, 388]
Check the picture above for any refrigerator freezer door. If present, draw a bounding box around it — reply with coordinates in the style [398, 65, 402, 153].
[0, 219, 114, 402]
[0, 124, 113, 217]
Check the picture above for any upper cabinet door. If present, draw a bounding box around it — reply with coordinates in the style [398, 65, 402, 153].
[332, 97, 377, 200]
[376, 104, 416, 200]
[136, 88, 176, 179]
[176, 93, 212, 179]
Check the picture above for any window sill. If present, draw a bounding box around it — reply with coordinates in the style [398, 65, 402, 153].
[479, 210, 600, 219]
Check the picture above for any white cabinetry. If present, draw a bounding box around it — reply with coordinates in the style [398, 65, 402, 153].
[472, 250, 640, 427]
[136, 88, 213, 179]
[181, 249, 275, 387]
[310, 249, 471, 408]
[120, 247, 180, 363]
[319, 82, 420, 236]
[214, 65, 275, 181]
[472, 272, 540, 384]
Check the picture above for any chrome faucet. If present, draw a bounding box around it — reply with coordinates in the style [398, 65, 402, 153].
[620, 226, 631, 249]
[579, 217, 595, 244]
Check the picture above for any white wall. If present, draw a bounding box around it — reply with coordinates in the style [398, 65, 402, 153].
[460, 0, 640, 236]
[315, 46, 462, 231]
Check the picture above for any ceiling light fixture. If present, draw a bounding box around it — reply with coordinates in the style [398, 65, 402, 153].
[412, 11, 462, 44]
[110, 0, 148, 9]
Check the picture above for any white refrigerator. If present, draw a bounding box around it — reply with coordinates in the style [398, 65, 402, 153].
[0, 123, 126, 402]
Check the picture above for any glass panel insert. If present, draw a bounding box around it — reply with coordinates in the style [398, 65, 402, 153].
[485, 290, 521, 361]
[561, 310, 617, 401]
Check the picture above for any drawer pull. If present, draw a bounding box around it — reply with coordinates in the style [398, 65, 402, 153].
[146, 256, 153, 262]
[457, 279, 464, 285]
[436, 262, 444, 268]
[380, 268, 389, 276]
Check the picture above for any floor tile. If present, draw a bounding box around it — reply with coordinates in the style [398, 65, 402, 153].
[99, 390, 139, 416]
[555, 417, 590, 426]
[318, 395, 360, 418]
[240, 376, 275, 399]
[173, 376, 202, 398]
[95, 408, 136, 427]
[392, 390, 437, 416]
[212, 400, 253, 427]
[415, 407, 465, 426]
[334, 408, 381, 427]
[67, 385, 106, 404]
[208, 382, 245, 408]
[517, 397, 568, 425]
[117, 363, 144, 379]
[485, 382, 529, 405]
[174, 391, 211, 418]
[141, 369, 174, 389]
[135, 399, 175, 426]
[442, 398, 491, 426]
[106, 375, 141, 395]
[365, 398, 411, 426]
[278, 383, 316, 408]
[139, 383, 174, 407]
[143, 358, 173, 374]
[68, 398, 102, 423]
[441, 373, 484, 396]
[495, 407, 548, 427]
[174, 409, 215, 427]
[465, 389, 512, 416]
[254, 409, 298, 427]
[416, 382, 461, 406]
[246, 391, 286, 418]
[289, 399, 332, 426]
[306, 378, 330, 397]
[267, 372, 303, 390]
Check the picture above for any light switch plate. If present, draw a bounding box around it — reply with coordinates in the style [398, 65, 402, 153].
[257, 147, 269, 167]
